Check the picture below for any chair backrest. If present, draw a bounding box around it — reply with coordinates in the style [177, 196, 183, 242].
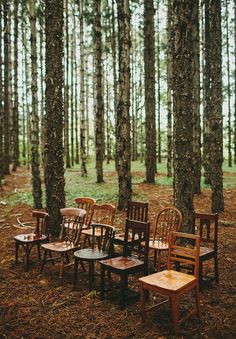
[168, 231, 200, 278]
[32, 210, 49, 236]
[91, 203, 116, 225]
[59, 208, 86, 245]
[91, 223, 115, 254]
[194, 211, 218, 251]
[153, 207, 182, 243]
[124, 219, 150, 272]
[126, 201, 148, 222]
[74, 197, 96, 228]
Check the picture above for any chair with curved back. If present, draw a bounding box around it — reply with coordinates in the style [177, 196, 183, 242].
[14, 210, 49, 271]
[149, 207, 182, 271]
[74, 197, 96, 229]
[40, 207, 86, 285]
[73, 223, 115, 291]
[82, 203, 116, 247]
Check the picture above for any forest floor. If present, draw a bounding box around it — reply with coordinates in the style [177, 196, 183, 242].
[0, 167, 236, 339]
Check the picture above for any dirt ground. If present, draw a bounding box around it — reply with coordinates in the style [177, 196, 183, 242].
[0, 167, 236, 339]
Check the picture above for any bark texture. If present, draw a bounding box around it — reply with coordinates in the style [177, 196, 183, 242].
[44, 0, 65, 235]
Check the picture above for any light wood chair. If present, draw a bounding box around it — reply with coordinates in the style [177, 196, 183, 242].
[74, 197, 96, 229]
[194, 211, 219, 288]
[14, 210, 49, 271]
[148, 207, 182, 271]
[40, 208, 86, 285]
[139, 231, 200, 335]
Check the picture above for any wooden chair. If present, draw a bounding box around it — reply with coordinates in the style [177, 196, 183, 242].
[100, 219, 150, 309]
[40, 208, 86, 285]
[139, 231, 200, 335]
[82, 203, 115, 246]
[14, 210, 49, 271]
[194, 211, 219, 288]
[73, 223, 115, 291]
[149, 207, 182, 271]
[74, 197, 96, 229]
[113, 201, 148, 252]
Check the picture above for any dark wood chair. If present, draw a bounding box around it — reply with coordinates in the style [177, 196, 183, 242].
[194, 211, 219, 288]
[82, 203, 115, 247]
[40, 208, 86, 285]
[113, 201, 148, 253]
[73, 223, 115, 291]
[100, 219, 150, 309]
[148, 206, 182, 271]
[139, 231, 200, 335]
[14, 210, 49, 271]
[74, 197, 96, 229]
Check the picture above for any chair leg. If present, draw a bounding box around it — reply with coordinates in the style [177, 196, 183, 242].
[15, 241, 19, 264]
[40, 249, 48, 273]
[59, 254, 64, 285]
[88, 261, 95, 291]
[195, 285, 200, 317]
[73, 257, 79, 287]
[199, 260, 203, 290]
[170, 295, 180, 335]
[37, 243, 41, 260]
[100, 265, 105, 300]
[24, 244, 30, 272]
[119, 274, 127, 310]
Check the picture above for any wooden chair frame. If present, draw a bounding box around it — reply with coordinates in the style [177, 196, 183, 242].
[74, 197, 96, 229]
[139, 231, 200, 335]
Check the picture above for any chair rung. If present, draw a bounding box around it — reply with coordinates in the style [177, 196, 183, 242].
[179, 308, 198, 324]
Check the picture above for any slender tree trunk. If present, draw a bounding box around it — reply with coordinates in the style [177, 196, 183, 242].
[172, 0, 195, 232]
[64, 0, 70, 168]
[12, 0, 19, 171]
[3, 0, 10, 175]
[80, 0, 87, 176]
[45, 0, 65, 235]
[29, 0, 42, 208]
[156, 0, 161, 165]
[116, 0, 132, 209]
[94, 0, 104, 183]
[144, 0, 156, 183]
[234, 0, 236, 164]
[209, 0, 224, 212]
[192, 0, 201, 194]
[0, 4, 3, 179]
[166, 0, 173, 178]
[225, 0, 232, 167]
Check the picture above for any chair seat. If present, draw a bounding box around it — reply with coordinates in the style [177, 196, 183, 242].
[14, 233, 47, 243]
[139, 269, 197, 292]
[100, 256, 144, 271]
[74, 248, 109, 261]
[41, 241, 79, 252]
[148, 240, 169, 251]
[200, 246, 214, 257]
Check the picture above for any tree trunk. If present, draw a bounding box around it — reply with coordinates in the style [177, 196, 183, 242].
[29, 0, 42, 209]
[64, 0, 70, 168]
[116, 0, 132, 209]
[192, 0, 201, 194]
[166, 0, 173, 178]
[3, 0, 10, 175]
[234, 0, 236, 164]
[172, 0, 195, 232]
[94, 0, 104, 183]
[156, 1, 161, 165]
[12, 0, 19, 171]
[80, 0, 87, 176]
[0, 4, 3, 179]
[44, 0, 65, 235]
[144, 0, 156, 183]
[209, 0, 224, 212]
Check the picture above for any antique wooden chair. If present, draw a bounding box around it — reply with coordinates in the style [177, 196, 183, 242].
[113, 201, 148, 253]
[14, 210, 49, 271]
[139, 231, 200, 335]
[74, 197, 96, 229]
[100, 219, 150, 309]
[40, 208, 86, 285]
[82, 203, 115, 247]
[148, 207, 182, 271]
[194, 211, 219, 288]
[73, 223, 115, 291]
